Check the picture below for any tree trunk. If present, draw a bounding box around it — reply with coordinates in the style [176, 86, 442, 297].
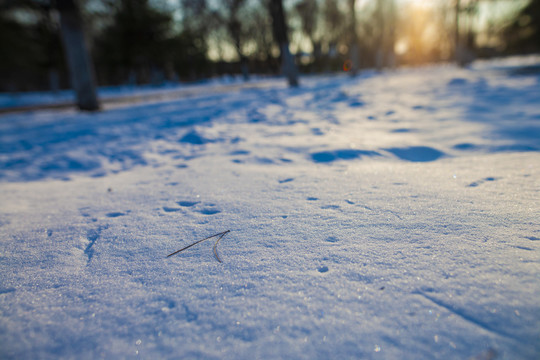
[348, 0, 359, 76]
[56, 0, 99, 111]
[268, 0, 298, 87]
[229, 14, 250, 82]
[375, 0, 384, 70]
[240, 56, 250, 81]
[386, 0, 396, 68]
[455, 0, 463, 65]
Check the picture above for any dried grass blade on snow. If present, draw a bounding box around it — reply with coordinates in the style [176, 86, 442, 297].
[212, 230, 230, 263]
[166, 230, 230, 261]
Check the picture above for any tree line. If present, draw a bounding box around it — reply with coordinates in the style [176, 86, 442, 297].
[1, 0, 538, 95]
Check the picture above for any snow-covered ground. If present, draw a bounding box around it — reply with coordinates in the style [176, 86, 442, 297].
[0, 75, 266, 110]
[0, 56, 539, 359]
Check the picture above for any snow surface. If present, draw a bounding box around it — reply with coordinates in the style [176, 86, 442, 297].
[0, 75, 265, 110]
[1, 56, 539, 359]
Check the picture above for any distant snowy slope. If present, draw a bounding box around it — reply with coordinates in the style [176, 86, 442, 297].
[0, 57, 539, 359]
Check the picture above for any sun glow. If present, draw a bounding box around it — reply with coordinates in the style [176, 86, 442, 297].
[394, 39, 408, 55]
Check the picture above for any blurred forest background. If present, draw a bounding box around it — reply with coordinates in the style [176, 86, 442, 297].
[0, 0, 538, 93]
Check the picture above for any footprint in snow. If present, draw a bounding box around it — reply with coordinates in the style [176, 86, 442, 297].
[321, 205, 340, 210]
[255, 157, 274, 164]
[385, 146, 445, 162]
[311, 149, 380, 163]
[453, 143, 480, 151]
[349, 100, 364, 107]
[177, 201, 199, 207]
[106, 212, 126, 218]
[197, 208, 221, 215]
[179, 130, 212, 145]
[468, 177, 499, 187]
[447, 78, 468, 86]
[0, 288, 16, 295]
[391, 128, 415, 133]
[84, 225, 108, 263]
[229, 150, 250, 156]
[183, 304, 198, 322]
[175, 200, 220, 215]
[163, 207, 181, 212]
[318, 265, 329, 273]
[278, 178, 294, 184]
[511, 245, 533, 251]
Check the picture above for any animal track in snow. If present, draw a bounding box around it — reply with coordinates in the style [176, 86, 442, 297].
[511, 245, 533, 251]
[229, 150, 250, 156]
[177, 201, 199, 207]
[321, 205, 340, 210]
[385, 146, 445, 162]
[106, 212, 126, 218]
[468, 177, 499, 187]
[179, 130, 213, 145]
[310, 149, 380, 163]
[84, 225, 108, 263]
[183, 304, 198, 322]
[173, 200, 221, 215]
[391, 128, 416, 133]
[453, 143, 480, 151]
[197, 207, 221, 215]
[232, 156, 292, 165]
[318, 265, 329, 273]
[0, 287, 16, 295]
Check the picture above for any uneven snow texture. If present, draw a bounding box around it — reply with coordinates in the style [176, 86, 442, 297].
[1, 56, 539, 359]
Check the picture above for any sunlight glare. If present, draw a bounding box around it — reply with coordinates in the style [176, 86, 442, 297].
[395, 39, 408, 55]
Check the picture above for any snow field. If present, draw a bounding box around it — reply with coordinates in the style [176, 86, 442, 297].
[1, 56, 539, 359]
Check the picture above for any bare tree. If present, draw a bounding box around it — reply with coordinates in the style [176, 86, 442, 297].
[56, 0, 99, 111]
[268, 0, 299, 87]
